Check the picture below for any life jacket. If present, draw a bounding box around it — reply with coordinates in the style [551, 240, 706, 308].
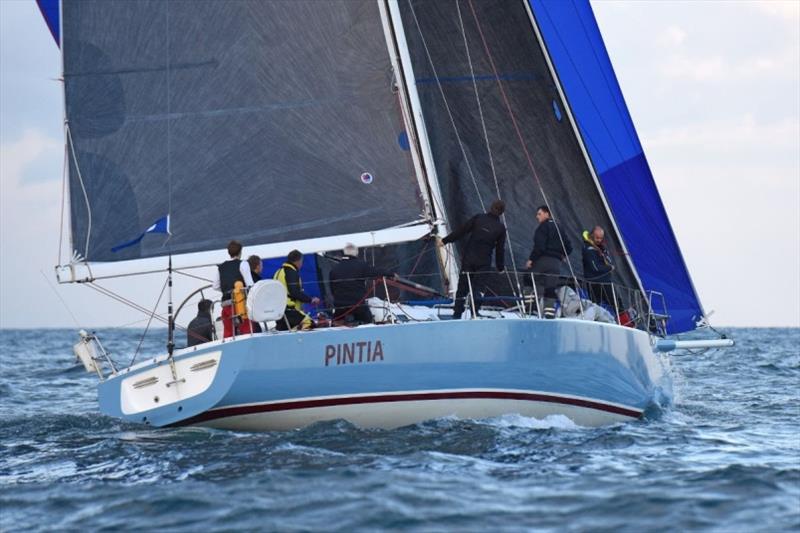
[232, 280, 248, 319]
[273, 262, 303, 311]
[218, 259, 244, 300]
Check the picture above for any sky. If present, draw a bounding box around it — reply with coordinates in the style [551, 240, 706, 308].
[0, 0, 798, 329]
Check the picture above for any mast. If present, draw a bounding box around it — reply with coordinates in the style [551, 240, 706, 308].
[167, 254, 174, 358]
[521, 0, 647, 301]
[379, 0, 460, 294]
[58, 0, 72, 268]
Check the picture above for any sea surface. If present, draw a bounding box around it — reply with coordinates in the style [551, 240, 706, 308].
[0, 327, 798, 532]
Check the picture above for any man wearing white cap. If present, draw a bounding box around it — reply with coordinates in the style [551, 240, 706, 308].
[329, 243, 396, 325]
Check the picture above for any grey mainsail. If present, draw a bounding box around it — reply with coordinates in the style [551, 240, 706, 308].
[63, 0, 427, 263]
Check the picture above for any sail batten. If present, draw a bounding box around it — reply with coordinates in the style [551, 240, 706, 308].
[62, 0, 428, 266]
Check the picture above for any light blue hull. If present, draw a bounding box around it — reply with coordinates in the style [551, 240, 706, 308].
[98, 319, 667, 430]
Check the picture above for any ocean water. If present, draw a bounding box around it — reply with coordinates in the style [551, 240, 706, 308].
[0, 327, 797, 532]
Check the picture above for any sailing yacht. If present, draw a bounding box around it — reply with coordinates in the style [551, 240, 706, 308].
[42, 0, 730, 430]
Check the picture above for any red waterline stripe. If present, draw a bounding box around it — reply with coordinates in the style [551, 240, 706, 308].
[175, 391, 642, 426]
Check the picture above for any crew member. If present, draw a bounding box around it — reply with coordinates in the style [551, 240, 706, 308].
[247, 255, 264, 333]
[273, 250, 320, 331]
[441, 199, 506, 319]
[186, 299, 214, 347]
[213, 240, 255, 338]
[329, 243, 396, 325]
[581, 226, 615, 306]
[248, 255, 263, 282]
[525, 205, 572, 319]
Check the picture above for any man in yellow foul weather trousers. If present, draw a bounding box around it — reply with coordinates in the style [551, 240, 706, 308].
[273, 250, 320, 331]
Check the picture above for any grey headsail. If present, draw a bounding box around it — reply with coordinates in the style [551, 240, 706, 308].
[398, 0, 640, 295]
[63, 0, 426, 263]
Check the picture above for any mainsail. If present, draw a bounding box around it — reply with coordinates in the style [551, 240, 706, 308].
[61, 0, 429, 265]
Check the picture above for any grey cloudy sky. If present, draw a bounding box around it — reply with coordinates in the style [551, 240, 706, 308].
[1, 0, 798, 329]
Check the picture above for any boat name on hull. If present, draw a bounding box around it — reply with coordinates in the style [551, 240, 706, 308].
[325, 341, 384, 366]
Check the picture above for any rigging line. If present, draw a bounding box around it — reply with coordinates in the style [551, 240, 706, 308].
[130, 275, 169, 367]
[466, 0, 582, 303]
[65, 125, 91, 260]
[165, 2, 173, 225]
[406, 0, 486, 212]
[108, 317, 151, 330]
[84, 285, 170, 329]
[455, 0, 523, 304]
[40, 270, 82, 328]
[409, 238, 431, 275]
[173, 269, 213, 283]
[85, 282, 175, 329]
[57, 140, 68, 265]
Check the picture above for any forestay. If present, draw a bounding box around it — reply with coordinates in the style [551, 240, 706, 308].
[62, 0, 426, 264]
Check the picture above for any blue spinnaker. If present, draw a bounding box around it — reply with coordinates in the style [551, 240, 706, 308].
[36, 0, 59, 45]
[529, 0, 704, 333]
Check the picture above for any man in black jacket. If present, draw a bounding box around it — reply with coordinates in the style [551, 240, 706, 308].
[329, 243, 396, 325]
[582, 226, 615, 305]
[186, 299, 214, 347]
[525, 205, 572, 318]
[441, 199, 506, 319]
